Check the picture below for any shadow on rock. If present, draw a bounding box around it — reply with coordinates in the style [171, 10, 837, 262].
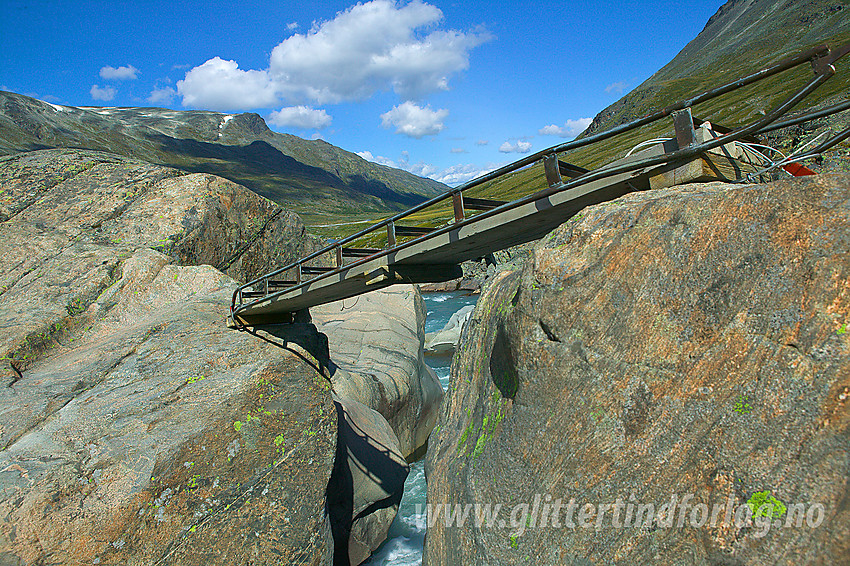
[327, 397, 409, 566]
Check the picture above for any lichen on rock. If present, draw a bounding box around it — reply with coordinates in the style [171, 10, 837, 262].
[426, 174, 850, 565]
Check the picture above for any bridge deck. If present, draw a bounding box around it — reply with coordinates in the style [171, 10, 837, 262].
[228, 41, 850, 327]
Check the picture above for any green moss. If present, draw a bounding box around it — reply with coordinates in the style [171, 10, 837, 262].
[733, 394, 752, 415]
[233, 421, 243, 432]
[747, 491, 786, 518]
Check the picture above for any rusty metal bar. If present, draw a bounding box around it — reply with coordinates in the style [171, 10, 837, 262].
[558, 161, 589, 178]
[463, 197, 508, 210]
[452, 192, 465, 223]
[672, 108, 697, 148]
[335, 245, 343, 268]
[754, 99, 850, 135]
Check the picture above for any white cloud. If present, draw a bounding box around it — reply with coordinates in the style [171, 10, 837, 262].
[538, 118, 592, 139]
[269, 0, 490, 103]
[499, 140, 532, 153]
[287, 22, 299, 30]
[476, 139, 489, 146]
[450, 147, 467, 154]
[176, 0, 490, 109]
[148, 86, 176, 104]
[176, 57, 278, 110]
[356, 150, 398, 168]
[605, 81, 628, 94]
[267, 106, 332, 129]
[356, 150, 499, 187]
[431, 163, 497, 186]
[99, 65, 139, 80]
[380, 101, 448, 138]
[90, 84, 117, 101]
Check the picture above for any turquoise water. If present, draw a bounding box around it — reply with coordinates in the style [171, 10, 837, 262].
[363, 291, 478, 565]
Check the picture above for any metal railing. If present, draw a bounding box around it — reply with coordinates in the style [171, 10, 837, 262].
[231, 40, 850, 321]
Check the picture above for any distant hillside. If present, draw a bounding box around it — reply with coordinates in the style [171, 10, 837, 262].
[586, 0, 850, 139]
[395, 0, 850, 232]
[0, 92, 447, 226]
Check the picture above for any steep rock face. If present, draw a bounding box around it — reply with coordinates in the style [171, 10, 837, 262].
[313, 288, 444, 460]
[0, 148, 321, 375]
[328, 396, 409, 566]
[425, 174, 850, 564]
[0, 151, 440, 565]
[0, 250, 338, 565]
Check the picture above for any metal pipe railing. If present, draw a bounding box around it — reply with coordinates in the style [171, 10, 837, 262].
[231, 41, 850, 318]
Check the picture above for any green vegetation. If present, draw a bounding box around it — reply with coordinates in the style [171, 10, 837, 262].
[733, 395, 753, 415]
[747, 490, 787, 519]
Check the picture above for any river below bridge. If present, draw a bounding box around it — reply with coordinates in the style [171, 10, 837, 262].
[364, 290, 478, 565]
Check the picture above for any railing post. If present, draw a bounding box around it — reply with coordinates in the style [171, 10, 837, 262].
[264, 277, 268, 297]
[543, 153, 562, 187]
[387, 221, 397, 247]
[452, 191, 465, 223]
[672, 108, 696, 149]
[296, 263, 302, 284]
[335, 245, 343, 267]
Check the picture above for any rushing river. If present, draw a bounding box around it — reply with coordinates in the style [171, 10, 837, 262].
[363, 291, 478, 565]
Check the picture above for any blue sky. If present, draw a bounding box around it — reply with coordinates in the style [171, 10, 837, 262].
[1, 0, 725, 186]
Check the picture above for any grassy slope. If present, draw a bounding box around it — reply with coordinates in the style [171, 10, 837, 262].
[380, 0, 850, 238]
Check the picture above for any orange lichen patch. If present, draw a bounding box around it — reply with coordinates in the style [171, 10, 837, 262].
[821, 384, 850, 428]
[826, 275, 850, 319]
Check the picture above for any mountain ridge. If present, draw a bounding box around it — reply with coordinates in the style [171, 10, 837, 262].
[0, 91, 447, 223]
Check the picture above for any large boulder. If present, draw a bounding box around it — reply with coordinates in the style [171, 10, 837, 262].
[0, 250, 338, 565]
[313, 288, 444, 460]
[424, 305, 475, 356]
[327, 396, 409, 566]
[0, 150, 440, 565]
[425, 174, 850, 565]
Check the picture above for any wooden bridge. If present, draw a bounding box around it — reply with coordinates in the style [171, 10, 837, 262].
[229, 42, 850, 327]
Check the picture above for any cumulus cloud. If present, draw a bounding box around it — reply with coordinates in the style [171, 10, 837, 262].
[431, 163, 497, 186]
[476, 139, 489, 146]
[90, 85, 116, 101]
[538, 117, 592, 139]
[380, 101, 448, 138]
[177, 57, 278, 110]
[499, 140, 532, 153]
[356, 150, 398, 168]
[356, 150, 499, 187]
[605, 81, 629, 94]
[176, 0, 490, 109]
[287, 22, 299, 30]
[267, 106, 332, 129]
[99, 65, 138, 80]
[148, 86, 176, 104]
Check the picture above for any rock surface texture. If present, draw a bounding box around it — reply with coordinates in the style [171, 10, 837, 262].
[0, 150, 436, 565]
[313, 289, 444, 460]
[425, 174, 850, 565]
